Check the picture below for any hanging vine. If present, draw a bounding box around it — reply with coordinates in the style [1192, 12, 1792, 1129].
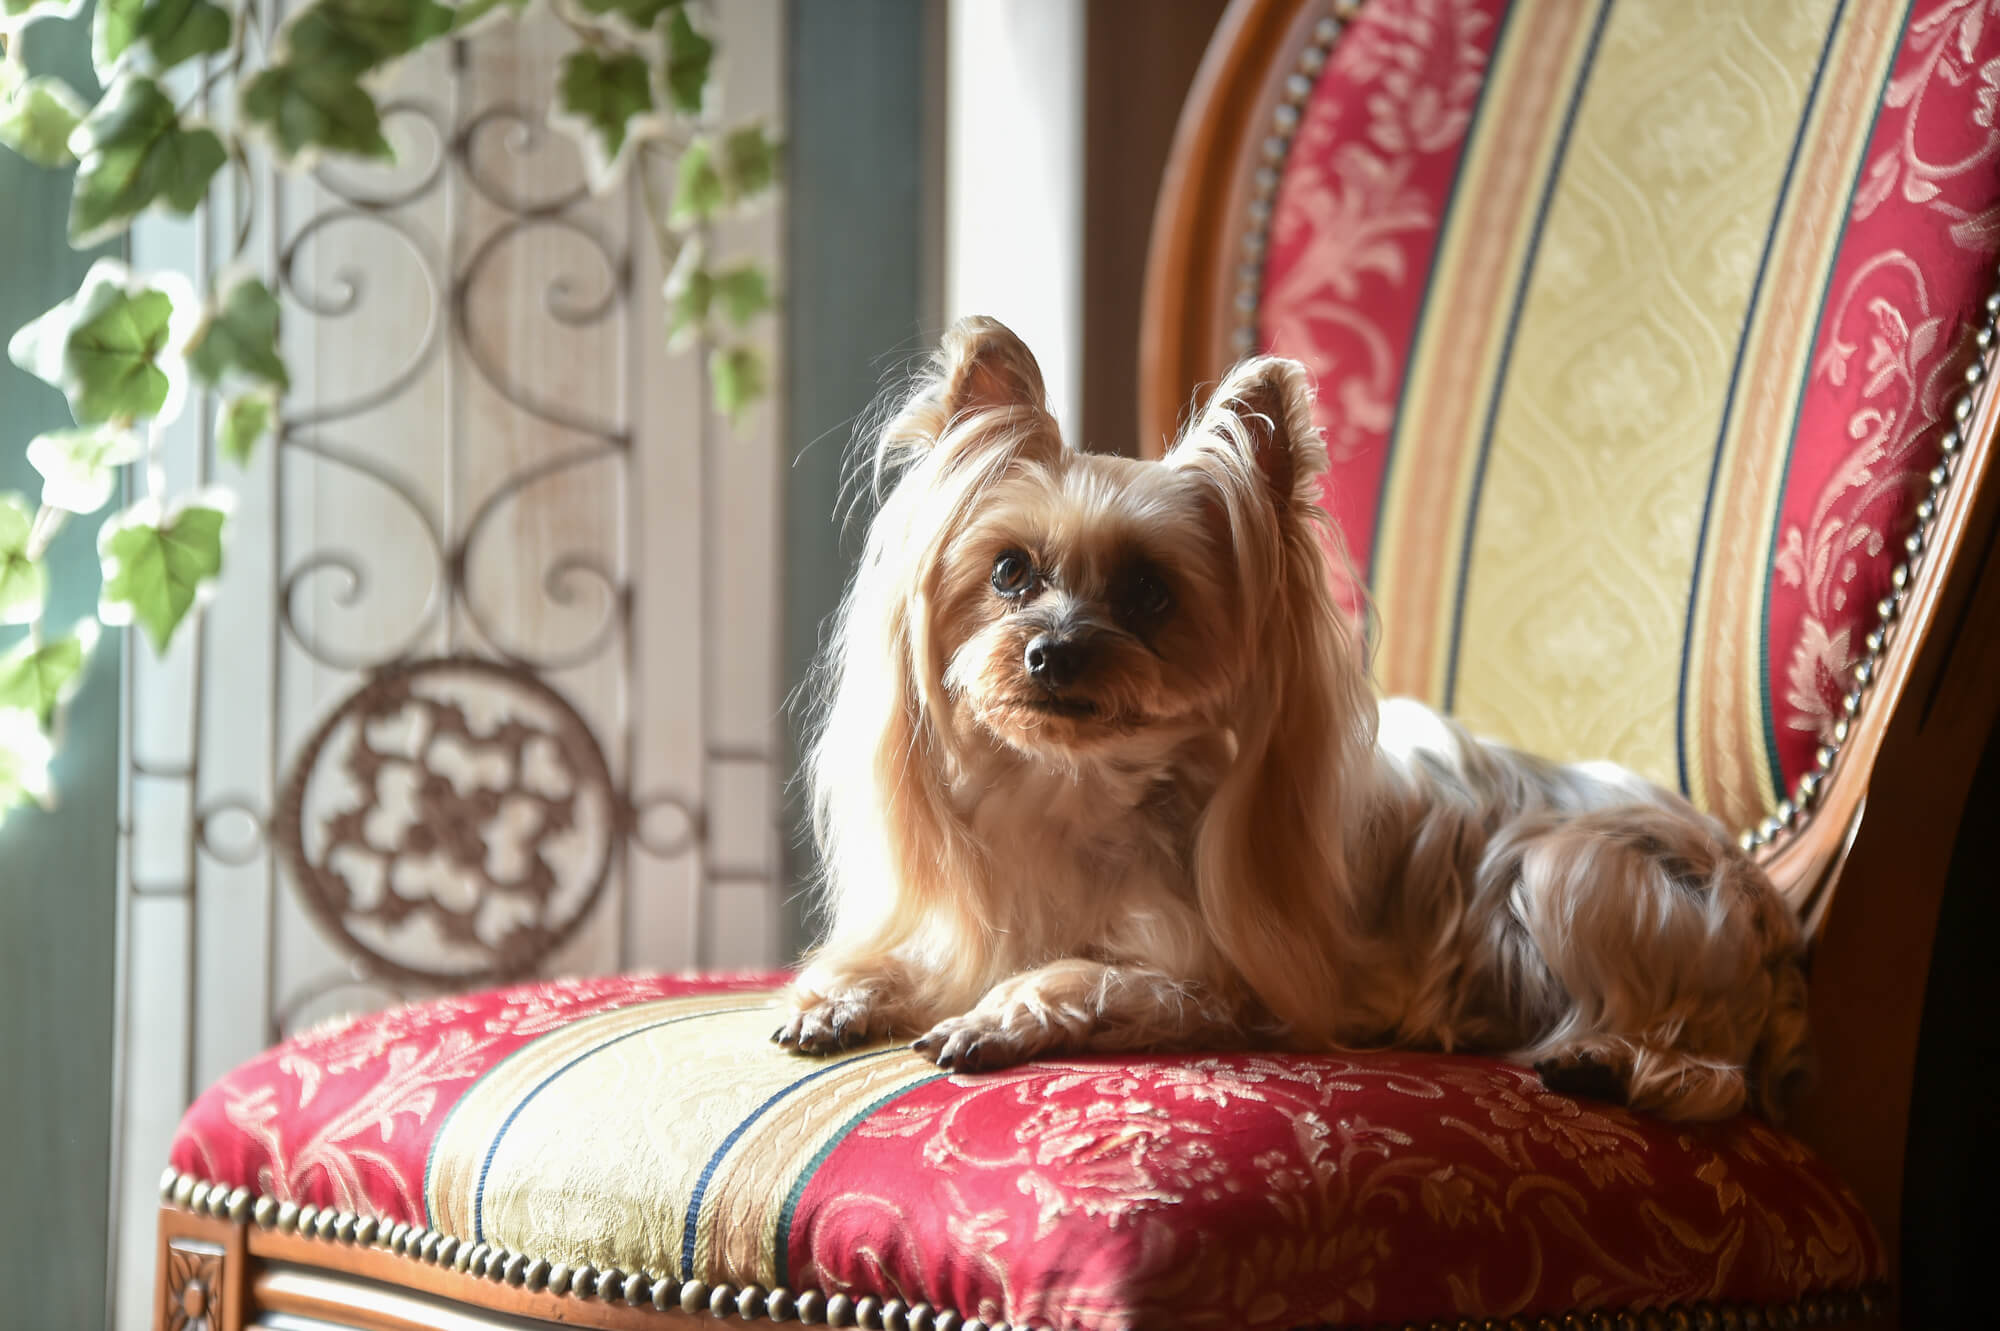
[0, 0, 780, 821]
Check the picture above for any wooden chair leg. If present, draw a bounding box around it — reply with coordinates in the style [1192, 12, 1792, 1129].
[155, 1204, 249, 1331]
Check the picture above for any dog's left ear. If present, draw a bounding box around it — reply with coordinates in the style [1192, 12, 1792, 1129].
[1169, 357, 1326, 511]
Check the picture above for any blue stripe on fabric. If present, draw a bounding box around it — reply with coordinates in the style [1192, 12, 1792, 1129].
[771, 1074, 947, 1290]
[678, 1047, 903, 1279]
[468, 1005, 764, 1242]
[1673, 0, 1851, 798]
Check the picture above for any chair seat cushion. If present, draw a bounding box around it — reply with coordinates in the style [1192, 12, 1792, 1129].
[168, 975, 1884, 1329]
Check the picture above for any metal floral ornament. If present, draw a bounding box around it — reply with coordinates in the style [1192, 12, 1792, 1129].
[0, 0, 780, 826]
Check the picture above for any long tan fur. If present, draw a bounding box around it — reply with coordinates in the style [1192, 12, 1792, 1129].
[778, 317, 1810, 1122]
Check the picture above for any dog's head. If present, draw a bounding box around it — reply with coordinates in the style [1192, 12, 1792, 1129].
[865, 316, 1347, 766]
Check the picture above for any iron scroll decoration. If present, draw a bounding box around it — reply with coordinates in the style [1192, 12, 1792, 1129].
[275, 656, 625, 987]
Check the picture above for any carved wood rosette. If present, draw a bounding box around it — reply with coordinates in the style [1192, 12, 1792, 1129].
[156, 1209, 247, 1331]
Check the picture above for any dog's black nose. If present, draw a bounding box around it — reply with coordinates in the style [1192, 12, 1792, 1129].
[1024, 634, 1085, 689]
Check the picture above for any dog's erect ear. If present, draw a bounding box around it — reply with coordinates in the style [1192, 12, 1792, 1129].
[881, 316, 1055, 464]
[937, 315, 1047, 421]
[1169, 357, 1325, 508]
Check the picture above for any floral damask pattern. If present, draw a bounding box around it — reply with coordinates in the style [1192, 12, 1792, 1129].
[1259, 0, 2000, 809]
[791, 1051, 1881, 1329]
[169, 971, 781, 1216]
[1770, 0, 2000, 780]
[172, 977, 1882, 1331]
[1261, 0, 1505, 596]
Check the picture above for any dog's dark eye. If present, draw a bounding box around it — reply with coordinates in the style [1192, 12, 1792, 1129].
[991, 550, 1034, 598]
[1122, 568, 1173, 623]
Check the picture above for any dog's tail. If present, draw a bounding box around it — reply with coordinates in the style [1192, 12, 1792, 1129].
[1750, 942, 1814, 1120]
[1501, 804, 1816, 1122]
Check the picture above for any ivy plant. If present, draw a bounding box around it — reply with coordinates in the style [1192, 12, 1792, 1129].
[0, 0, 780, 826]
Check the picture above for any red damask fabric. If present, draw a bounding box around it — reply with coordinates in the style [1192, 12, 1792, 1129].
[171, 976, 1883, 1330]
[1257, 0, 2000, 803]
[1765, 0, 2000, 786]
[1260, 0, 1507, 599]
[169, 972, 784, 1220]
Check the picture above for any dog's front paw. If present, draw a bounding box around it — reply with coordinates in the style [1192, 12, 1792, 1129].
[913, 1010, 1051, 1073]
[772, 989, 882, 1056]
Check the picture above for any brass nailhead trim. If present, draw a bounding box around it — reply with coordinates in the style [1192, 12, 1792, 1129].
[158, 1168, 1887, 1330]
[1229, 5, 2000, 855]
[1232, 3, 1353, 357]
[1734, 272, 1999, 854]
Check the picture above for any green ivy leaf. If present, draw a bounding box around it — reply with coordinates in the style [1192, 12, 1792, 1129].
[69, 74, 227, 246]
[98, 497, 227, 653]
[282, 0, 455, 78]
[8, 262, 188, 426]
[133, 0, 234, 75]
[670, 135, 723, 225]
[2, 0, 86, 38]
[187, 276, 289, 392]
[0, 493, 48, 625]
[26, 424, 142, 514]
[0, 706, 55, 816]
[554, 46, 656, 185]
[663, 5, 713, 115]
[93, 0, 142, 77]
[578, 0, 679, 29]
[217, 390, 274, 467]
[709, 344, 766, 425]
[713, 265, 772, 326]
[0, 74, 86, 167]
[240, 62, 392, 162]
[0, 625, 95, 726]
[671, 128, 781, 224]
[67, 288, 177, 422]
[719, 124, 780, 202]
[665, 270, 710, 348]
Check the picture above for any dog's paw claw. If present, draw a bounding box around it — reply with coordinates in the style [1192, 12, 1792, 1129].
[1535, 1053, 1630, 1104]
[776, 994, 880, 1056]
[917, 1015, 1034, 1073]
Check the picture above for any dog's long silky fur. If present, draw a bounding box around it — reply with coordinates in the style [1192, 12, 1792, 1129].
[779, 316, 1811, 1122]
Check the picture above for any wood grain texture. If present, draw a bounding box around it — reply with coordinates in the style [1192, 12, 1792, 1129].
[155, 1211, 248, 1331]
[148, 1201, 1894, 1331]
[1081, 0, 1229, 456]
[1138, 0, 1318, 457]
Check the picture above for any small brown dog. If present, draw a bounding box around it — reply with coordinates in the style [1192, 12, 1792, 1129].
[776, 316, 1809, 1122]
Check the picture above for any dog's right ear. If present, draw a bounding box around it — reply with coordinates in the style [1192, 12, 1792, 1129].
[937, 315, 1047, 421]
[885, 316, 1056, 462]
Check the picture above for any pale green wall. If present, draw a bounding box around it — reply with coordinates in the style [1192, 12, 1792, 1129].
[781, 0, 934, 957]
[0, 14, 121, 1327]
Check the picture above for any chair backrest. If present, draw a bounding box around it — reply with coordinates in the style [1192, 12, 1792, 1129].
[1143, 0, 2000, 1281]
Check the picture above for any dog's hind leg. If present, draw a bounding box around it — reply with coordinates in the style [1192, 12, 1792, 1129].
[1532, 1035, 1749, 1119]
[1481, 804, 1808, 1122]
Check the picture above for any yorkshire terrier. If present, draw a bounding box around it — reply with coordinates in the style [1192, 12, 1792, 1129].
[775, 316, 1809, 1122]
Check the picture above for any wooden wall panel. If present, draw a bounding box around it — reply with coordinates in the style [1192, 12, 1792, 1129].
[1082, 0, 1230, 457]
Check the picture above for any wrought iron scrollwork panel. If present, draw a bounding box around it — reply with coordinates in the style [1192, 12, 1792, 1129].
[112, 8, 784, 1321]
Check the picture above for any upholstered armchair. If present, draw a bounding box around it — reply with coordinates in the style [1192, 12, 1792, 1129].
[152, 2, 2000, 1328]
